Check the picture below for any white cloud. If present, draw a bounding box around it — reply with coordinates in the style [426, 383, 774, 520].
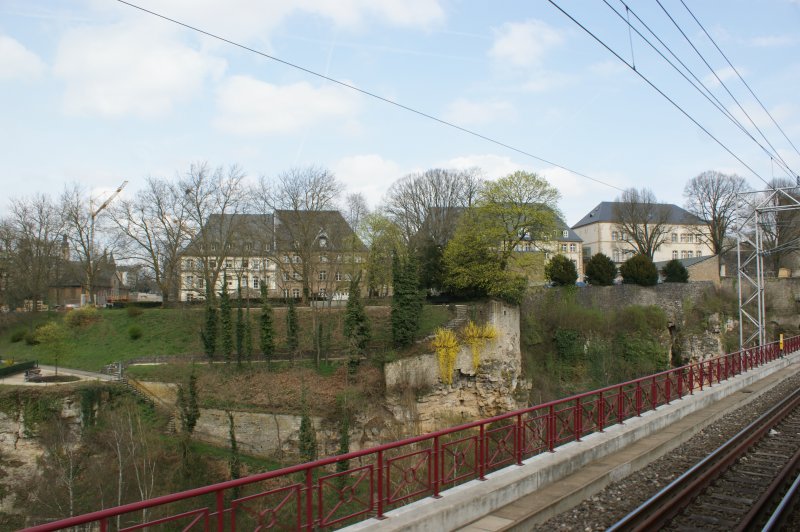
[489, 20, 563, 67]
[443, 98, 513, 125]
[0, 34, 46, 81]
[729, 101, 795, 130]
[750, 34, 797, 47]
[443, 154, 524, 179]
[334, 154, 403, 207]
[54, 21, 226, 117]
[215, 76, 358, 135]
[703, 66, 743, 88]
[106, 0, 443, 41]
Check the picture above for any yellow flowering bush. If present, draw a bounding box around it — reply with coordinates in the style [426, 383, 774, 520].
[431, 328, 459, 385]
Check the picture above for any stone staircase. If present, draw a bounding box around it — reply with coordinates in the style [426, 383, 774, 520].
[444, 304, 469, 331]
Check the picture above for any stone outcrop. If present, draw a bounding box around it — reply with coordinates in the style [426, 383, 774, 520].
[384, 300, 526, 434]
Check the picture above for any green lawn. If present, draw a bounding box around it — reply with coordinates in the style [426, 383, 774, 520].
[0, 304, 454, 372]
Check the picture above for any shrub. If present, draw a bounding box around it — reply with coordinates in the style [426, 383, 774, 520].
[620, 254, 658, 286]
[662, 259, 689, 283]
[10, 329, 26, 343]
[585, 253, 617, 285]
[545, 254, 578, 286]
[24, 331, 40, 345]
[64, 306, 100, 328]
[128, 325, 143, 340]
[126, 305, 143, 318]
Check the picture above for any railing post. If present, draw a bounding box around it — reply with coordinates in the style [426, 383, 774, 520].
[305, 469, 314, 531]
[433, 436, 441, 498]
[216, 490, 225, 532]
[617, 385, 625, 423]
[665, 374, 671, 404]
[699, 363, 704, 391]
[676, 367, 683, 399]
[548, 404, 556, 452]
[100, 517, 108, 532]
[575, 397, 582, 442]
[635, 382, 642, 416]
[479, 424, 486, 480]
[376, 450, 385, 519]
[516, 414, 523, 465]
[650, 377, 657, 411]
[688, 364, 694, 394]
[598, 392, 605, 432]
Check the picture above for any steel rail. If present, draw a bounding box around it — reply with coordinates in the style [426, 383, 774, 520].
[608, 387, 800, 531]
[762, 469, 800, 531]
[738, 444, 800, 530]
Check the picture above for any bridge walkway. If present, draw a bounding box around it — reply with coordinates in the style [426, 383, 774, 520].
[459, 354, 800, 531]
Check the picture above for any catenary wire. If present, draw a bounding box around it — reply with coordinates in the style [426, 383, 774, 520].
[653, 0, 797, 178]
[114, 0, 625, 192]
[603, 0, 793, 178]
[547, 0, 771, 188]
[679, 0, 800, 165]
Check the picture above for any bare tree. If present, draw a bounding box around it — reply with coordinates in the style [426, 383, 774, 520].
[684, 171, 750, 255]
[383, 168, 483, 245]
[179, 162, 248, 301]
[2, 194, 64, 309]
[752, 178, 800, 273]
[253, 165, 344, 303]
[613, 188, 673, 259]
[108, 177, 193, 304]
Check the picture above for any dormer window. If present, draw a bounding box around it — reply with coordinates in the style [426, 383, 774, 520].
[319, 237, 328, 248]
[562, 230, 569, 238]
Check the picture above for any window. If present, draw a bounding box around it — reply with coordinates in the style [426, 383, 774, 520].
[671, 233, 678, 243]
[319, 288, 326, 297]
[293, 256, 301, 264]
[282, 289, 289, 298]
[186, 275, 193, 288]
[225, 242, 231, 251]
[292, 288, 300, 298]
[226, 259, 233, 268]
[293, 272, 301, 280]
[282, 255, 290, 263]
[241, 259, 248, 268]
[672, 250, 678, 259]
[187, 293, 194, 302]
[562, 230, 569, 238]
[560, 244, 567, 252]
[696, 249, 702, 257]
[185, 259, 194, 270]
[319, 270, 327, 281]
[687, 234, 694, 243]
[253, 277, 259, 289]
[612, 231, 618, 241]
[687, 251, 693, 258]
[210, 260, 217, 269]
[244, 242, 252, 251]
[569, 243, 577, 253]
[227, 278, 233, 287]
[355, 255, 363, 263]
[198, 278, 204, 288]
[681, 251, 688, 259]
[335, 271, 342, 281]
[320, 254, 328, 263]
[613, 249, 621, 262]
[282, 272, 289, 281]
[620, 232, 627, 242]
[680, 234, 688, 243]
[319, 237, 327, 248]
[336, 254, 342, 263]
[211, 243, 218, 251]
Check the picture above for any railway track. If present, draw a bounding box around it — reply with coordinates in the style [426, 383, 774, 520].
[608, 388, 800, 531]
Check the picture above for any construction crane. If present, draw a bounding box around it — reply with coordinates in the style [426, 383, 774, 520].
[85, 180, 128, 306]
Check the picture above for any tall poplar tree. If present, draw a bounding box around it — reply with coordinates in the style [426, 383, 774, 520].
[260, 285, 275, 369]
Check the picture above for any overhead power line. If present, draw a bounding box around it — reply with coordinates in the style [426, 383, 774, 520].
[115, 0, 624, 193]
[679, 0, 800, 165]
[653, 0, 797, 178]
[603, 0, 795, 178]
[547, 0, 771, 188]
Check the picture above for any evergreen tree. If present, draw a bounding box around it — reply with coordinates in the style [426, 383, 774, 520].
[201, 284, 217, 361]
[298, 391, 317, 462]
[244, 307, 253, 364]
[220, 273, 233, 363]
[336, 412, 350, 477]
[343, 274, 370, 372]
[585, 253, 617, 286]
[286, 297, 299, 359]
[235, 280, 245, 366]
[227, 411, 241, 498]
[662, 259, 689, 283]
[391, 251, 424, 348]
[260, 285, 275, 369]
[545, 254, 578, 286]
[620, 254, 659, 286]
[177, 370, 200, 435]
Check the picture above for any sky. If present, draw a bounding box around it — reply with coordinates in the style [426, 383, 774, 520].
[1, 0, 799, 225]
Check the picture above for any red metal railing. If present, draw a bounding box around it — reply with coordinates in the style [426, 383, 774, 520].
[25, 336, 799, 531]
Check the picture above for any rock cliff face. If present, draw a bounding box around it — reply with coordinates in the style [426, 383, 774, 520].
[0, 396, 82, 514]
[383, 300, 525, 435]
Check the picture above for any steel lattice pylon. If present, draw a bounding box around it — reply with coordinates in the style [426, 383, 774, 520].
[737, 187, 800, 348]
